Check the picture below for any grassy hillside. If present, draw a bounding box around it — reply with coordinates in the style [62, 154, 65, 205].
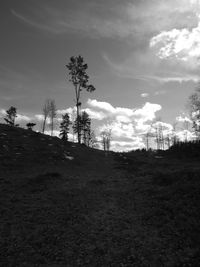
[0, 124, 200, 266]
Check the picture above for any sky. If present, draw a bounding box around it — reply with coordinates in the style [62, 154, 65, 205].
[0, 0, 200, 151]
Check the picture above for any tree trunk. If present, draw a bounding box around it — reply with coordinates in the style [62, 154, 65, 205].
[42, 117, 46, 133]
[51, 118, 54, 136]
[76, 103, 81, 143]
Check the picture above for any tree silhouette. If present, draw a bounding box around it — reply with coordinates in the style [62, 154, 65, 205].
[49, 99, 57, 136]
[42, 99, 51, 133]
[4, 106, 18, 126]
[26, 122, 36, 130]
[73, 111, 91, 145]
[59, 113, 71, 140]
[101, 129, 112, 151]
[66, 55, 96, 143]
[188, 88, 200, 140]
[80, 111, 91, 145]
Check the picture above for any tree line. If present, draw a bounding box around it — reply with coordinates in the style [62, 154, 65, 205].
[3, 55, 200, 151]
[2, 56, 112, 151]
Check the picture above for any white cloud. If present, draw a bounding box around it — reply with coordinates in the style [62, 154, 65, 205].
[57, 107, 76, 115]
[150, 20, 200, 67]
[87, 99, 116, 114]
[176, 115, 192, 123]
[111, 139, 145, 152]
[16, 114, 31, 122]
[35, 114, 51, 124]
[176, 129, 196, 141]
[84, 108, 106, 120]
[88, 99, 162, 151]
[35, 114, 44, 121]
[141, 93, 149, 98]
[0, 109, 6, 115]
[133, 102, 161, 122]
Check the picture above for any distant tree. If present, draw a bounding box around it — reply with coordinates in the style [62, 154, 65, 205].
[80, 111, 91, 145]
[49, 99, 57, 136]
[66, 55, 96, 143]
[172, 122, 178, 145]
[59, 113, 71, 140]
[188, 89, 200, 139]
[165, 133, 171, 149]
[26, 122, 36, 130]
[144, 123, 154, 150]
[152, 119, 165, 150]
[89, 130, 98, 148]
[4, 106, 18, 126]
[72, 114, 81, 142]
[71, 108, 77, 142]
[42, 99, 51, 133]
[72, 111, 91, 145]
[101, 129, 112, 151]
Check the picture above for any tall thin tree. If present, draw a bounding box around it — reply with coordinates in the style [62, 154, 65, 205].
[49, 99, 57, 136]
[42, 99, 51, 133]
[66, 55, 96, 143]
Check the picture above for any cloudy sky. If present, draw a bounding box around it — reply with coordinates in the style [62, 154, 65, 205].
[0, 0, 199, 150]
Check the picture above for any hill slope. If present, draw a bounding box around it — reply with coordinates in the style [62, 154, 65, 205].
[0, 124, 200, 266]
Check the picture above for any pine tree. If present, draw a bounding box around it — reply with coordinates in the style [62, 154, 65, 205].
[59, 113, 71, 140]
[4, 106, 18, 126]
[72, 111, 91, 145]
[80, 111, 91, 145]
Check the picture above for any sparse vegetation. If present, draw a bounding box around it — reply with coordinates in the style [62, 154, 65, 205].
[1, 120, 200, 265]
[1, 57, 200, 266]
[1, 123, 200, 265]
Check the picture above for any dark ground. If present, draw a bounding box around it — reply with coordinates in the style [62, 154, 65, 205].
[0, 124, 200, 266]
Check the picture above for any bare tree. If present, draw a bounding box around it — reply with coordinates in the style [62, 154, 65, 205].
[144, 123, 154, 150]
[153, 121, 164, 150]
[101, 129, 112, 151]
[172, 122, 178, 145]
[42, 99, 51, 133]
[49, 99, 57, 136]
[88, 130, 98, 148]
[66, 55, 96, 143]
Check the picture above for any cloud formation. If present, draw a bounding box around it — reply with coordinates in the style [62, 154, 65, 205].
[86, 99, 162, 151]
[11, 0, 200, 39]
[141, 93, 149, 98]
[150, 21, 200, 67]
